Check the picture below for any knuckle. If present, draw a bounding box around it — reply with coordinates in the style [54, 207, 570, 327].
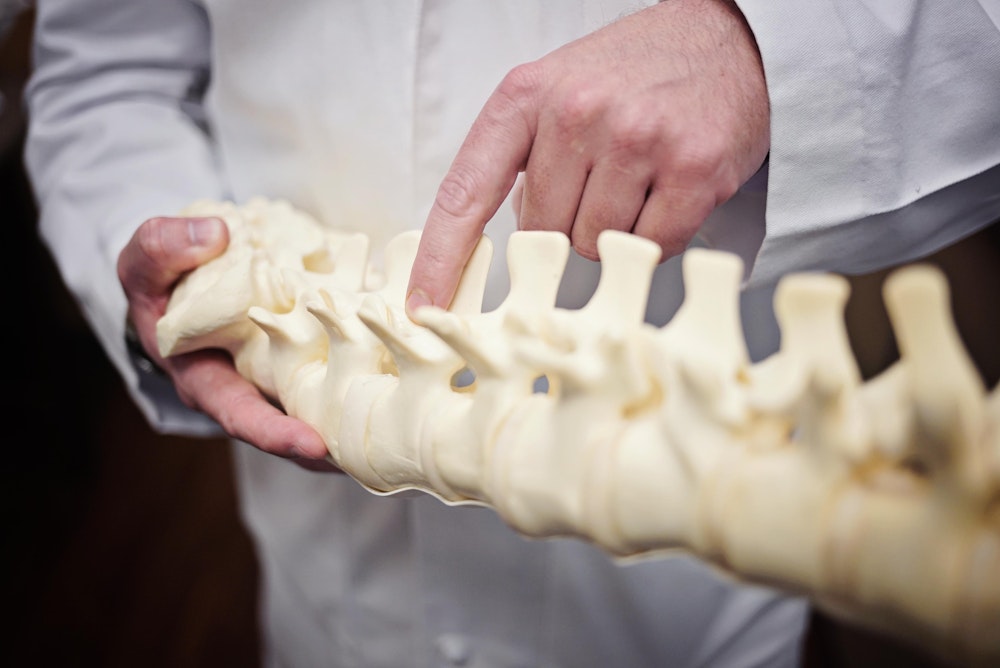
[434, 164, 488, 221]
[135, 217, 173, 261]
[118, 218, 169, 288]
[673, 134, 728, 184]
[608, 109, 661, 156]
[554, 85, 604, 136]
[667, 157, 715, 198]
[497, 61, 544, 105]
[679, 144, 740, 203]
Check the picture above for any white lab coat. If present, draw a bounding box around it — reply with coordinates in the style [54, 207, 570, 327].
[24, 1, 1000, 666]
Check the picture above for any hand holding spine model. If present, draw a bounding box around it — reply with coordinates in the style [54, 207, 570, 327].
[158, 198, 1000, 664]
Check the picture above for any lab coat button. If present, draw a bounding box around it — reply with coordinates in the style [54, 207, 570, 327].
[435, 633, 472, 665]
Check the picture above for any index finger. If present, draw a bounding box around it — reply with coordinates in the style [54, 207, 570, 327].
[406, 66, 539, 316]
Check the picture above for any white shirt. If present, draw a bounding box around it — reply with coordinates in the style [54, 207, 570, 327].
[24, 1, 1000, 666]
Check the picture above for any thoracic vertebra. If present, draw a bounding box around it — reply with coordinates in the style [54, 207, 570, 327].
[158, 197, 1000, 665]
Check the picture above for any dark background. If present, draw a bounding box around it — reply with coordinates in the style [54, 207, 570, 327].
[2, 9, 997, 668]
[1, 10, 259, 667]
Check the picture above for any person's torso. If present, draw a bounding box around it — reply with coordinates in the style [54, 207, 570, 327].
[199, 3, 804, 665]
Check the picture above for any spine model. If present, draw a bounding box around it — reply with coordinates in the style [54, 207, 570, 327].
[158, 198, 1000, 665]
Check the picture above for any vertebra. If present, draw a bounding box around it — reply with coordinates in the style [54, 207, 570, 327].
[158, 198, 1000, 664]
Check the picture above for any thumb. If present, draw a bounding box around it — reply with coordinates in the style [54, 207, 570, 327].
[118, 216, 229, 299]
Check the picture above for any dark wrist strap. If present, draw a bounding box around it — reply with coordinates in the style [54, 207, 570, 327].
[125, 317, 167, 377]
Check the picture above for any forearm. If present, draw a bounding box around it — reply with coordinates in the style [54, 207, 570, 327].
[730, 0, 1000, 282]
[26, 0, 227, 434]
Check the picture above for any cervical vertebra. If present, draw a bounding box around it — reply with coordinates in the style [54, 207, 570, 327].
[158, 198, 1000, 665]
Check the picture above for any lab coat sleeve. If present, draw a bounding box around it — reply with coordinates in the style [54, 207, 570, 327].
[25, 0, 226, 436]
[732, 0, 1000, 286]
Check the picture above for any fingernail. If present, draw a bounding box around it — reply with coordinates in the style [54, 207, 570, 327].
[188, 217, 224, 247]
[405, 288, 433, 321]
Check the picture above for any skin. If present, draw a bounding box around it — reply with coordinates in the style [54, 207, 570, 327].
[406, 0, 770, 314]
[117, 216, 338, 472]
[119, 0, 768, 465]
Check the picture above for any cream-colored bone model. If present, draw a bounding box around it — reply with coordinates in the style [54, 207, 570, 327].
[158, 198, 1000, 665]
